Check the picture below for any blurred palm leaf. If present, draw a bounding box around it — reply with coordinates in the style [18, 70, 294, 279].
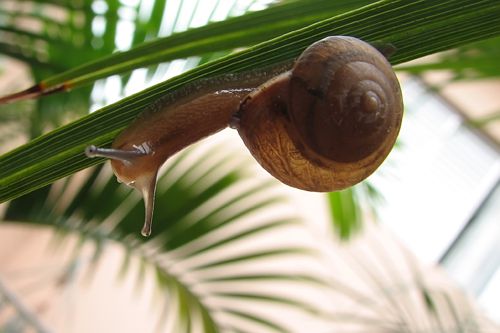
[328, 187, 365, 240]
[0, 277, 53, 333]
[3, 195, 497, 332]
[471, 111, 500, 127]
[395, 35, 500, 128]
[319, 223, 499, 332]
[396, 36, 500, 81]
[3, 142, 327, 332]
[0, 0, 117, 137]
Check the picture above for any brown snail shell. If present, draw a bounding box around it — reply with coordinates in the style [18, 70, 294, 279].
[237, 36, 403, 191]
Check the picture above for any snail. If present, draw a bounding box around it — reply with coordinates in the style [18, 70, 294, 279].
[86, 36, 403, 236]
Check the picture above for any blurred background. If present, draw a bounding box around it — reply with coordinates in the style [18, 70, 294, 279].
[0, 0, 499, 332]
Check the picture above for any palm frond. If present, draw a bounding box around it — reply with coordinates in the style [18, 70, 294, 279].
[396, 36, 500, 81]
[327, 188, 362, 240]
[316, 223, 499, 332]
[0, 277, 53, 333]
[4, 141, 326, 332]
[0, 0, 371, 102]
[2, 0, 500, 203]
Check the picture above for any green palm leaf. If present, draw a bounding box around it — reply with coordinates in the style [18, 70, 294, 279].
[2, 0, 500, 203]
[0, 0, 372, 99]
[397, 36, 500, 80]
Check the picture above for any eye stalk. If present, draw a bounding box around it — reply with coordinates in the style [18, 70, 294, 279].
[85, 144, 148, 164]
[85, 143, 157, 236]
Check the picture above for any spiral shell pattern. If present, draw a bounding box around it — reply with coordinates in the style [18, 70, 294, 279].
[237, 36, 403, 191]
[288, 36, 403, 166]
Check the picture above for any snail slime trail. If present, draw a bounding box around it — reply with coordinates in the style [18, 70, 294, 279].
[86, 36, 403, 236]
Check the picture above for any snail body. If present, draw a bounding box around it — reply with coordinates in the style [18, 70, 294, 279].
[86, 36, 403, 236]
